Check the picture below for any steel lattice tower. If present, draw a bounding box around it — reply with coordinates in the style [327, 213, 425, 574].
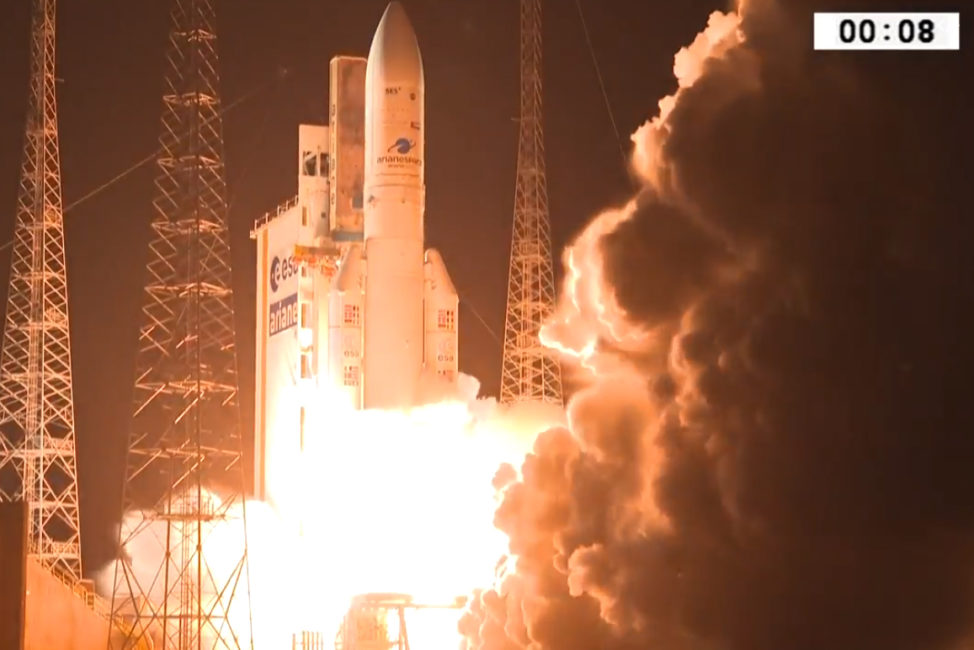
[0, 0, 83, 584]
[110, 0, 250, 647]
[500, 0, 563, 405]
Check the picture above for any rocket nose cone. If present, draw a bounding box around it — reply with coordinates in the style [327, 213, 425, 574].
[368, 1, 423, 82]
[380, 1, 410, 29]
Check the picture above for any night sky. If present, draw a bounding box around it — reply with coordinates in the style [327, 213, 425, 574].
[3, 3, 974, 647]
[0, 1, 715, 573]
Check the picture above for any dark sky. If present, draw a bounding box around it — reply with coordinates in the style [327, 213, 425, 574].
[0, 1, 720, 573]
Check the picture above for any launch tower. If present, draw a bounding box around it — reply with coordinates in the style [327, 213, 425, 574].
[0, 0, 84, 584]
[500, 0, 563, 405]
[109, 0, 251, 646]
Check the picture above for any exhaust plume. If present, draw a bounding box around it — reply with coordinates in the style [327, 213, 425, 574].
[100, 385, 563, 648]
[463, 1, 974, 649]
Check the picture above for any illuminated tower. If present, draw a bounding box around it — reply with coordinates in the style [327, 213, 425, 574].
[110, 0, 250, 646]
[500, 0, 563, 405]
[0, 0, 83, 584]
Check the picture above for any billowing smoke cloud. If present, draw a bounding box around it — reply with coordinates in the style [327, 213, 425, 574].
[464, 1, 974, 649]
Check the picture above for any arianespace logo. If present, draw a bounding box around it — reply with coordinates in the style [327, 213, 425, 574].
[387, 138, 415, 154]
[269, 254, 297, 292]
[378, 136, 421, 167]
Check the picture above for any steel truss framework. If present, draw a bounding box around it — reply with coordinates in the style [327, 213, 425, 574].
[0, 0, 84, 585]
[109, 0, 250, 647]
[500, 0, 563, 406]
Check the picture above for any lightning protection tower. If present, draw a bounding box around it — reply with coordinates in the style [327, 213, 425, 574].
[500, 0, 563, 405]
[110, 0, 251, 647]
[0, 0, 84, 584]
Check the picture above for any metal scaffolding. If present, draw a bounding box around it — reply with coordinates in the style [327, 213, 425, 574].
[0, 0, 84, 585]
[334, 593, 467, 650]
[109, 0, 251, 647]
[500, 0, 563, 406]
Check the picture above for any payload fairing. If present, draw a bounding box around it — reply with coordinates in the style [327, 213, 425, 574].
[251, 2, 458, 501]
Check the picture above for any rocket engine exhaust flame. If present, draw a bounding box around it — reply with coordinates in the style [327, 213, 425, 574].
[101, 393, 563, 648]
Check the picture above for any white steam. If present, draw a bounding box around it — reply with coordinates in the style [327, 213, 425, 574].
[99, 386, 563, 648]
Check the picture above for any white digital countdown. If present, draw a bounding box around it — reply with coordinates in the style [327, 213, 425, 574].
[814, 12, 960, 51]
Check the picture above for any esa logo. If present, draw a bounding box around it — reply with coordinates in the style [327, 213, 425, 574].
[269, 254, 297, 292]
[387, 138, 416, 154]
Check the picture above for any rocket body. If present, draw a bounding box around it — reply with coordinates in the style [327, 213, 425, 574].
[363, 2, 426, 409]
[324, 2, 457, 411]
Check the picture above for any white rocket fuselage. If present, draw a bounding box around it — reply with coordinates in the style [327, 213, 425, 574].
[319, 2, 457, 411]
[363, 2, 426, 409]
[252, 3, 459, 510]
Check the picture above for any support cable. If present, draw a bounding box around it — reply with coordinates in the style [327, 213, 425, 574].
[0, 72, 284, 255]
[573, 0, 631, 178]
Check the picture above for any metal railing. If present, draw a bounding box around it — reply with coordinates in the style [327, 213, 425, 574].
[32, 554, 112, 620]
[251, 194, 299, 237]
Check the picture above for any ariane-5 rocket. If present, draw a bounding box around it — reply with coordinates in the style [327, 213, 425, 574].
[250, 2, 459, 509]
[329, 2, 458, 410]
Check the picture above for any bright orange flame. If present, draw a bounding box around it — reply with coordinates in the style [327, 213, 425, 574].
[253, 395, 557, 646]
[102, 396, 556, 648]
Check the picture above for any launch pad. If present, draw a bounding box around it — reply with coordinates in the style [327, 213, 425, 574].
[328, 594, 467, 650]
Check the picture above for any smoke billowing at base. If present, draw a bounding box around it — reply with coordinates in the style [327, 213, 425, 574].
[462, 1, 974, 649]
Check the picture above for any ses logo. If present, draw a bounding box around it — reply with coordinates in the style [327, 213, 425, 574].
[377, 136, 421, 167]
[269, 254, 298, 292]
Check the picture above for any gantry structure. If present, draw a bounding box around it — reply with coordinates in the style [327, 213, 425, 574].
[110, 0, 251, 646]
[0, 0, 84, 584]
[500, 0, 563, 405]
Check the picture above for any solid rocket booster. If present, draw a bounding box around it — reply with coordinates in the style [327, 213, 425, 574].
[363, 2, 426, 408]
